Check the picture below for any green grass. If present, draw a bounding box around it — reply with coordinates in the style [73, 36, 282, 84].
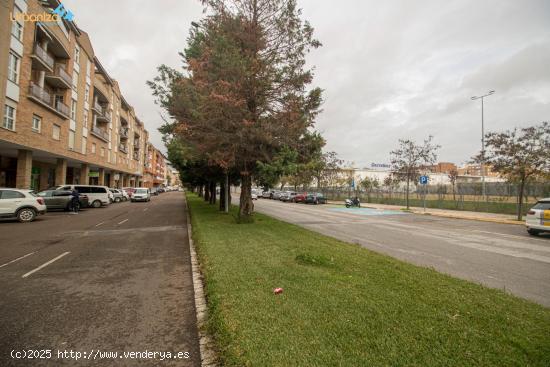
[187, 194, 550, 366]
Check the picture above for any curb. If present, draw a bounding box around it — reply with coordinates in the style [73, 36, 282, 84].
[185, 196, 218, 367]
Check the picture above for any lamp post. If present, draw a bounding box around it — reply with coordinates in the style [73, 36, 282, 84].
[471, 90, 495, 206]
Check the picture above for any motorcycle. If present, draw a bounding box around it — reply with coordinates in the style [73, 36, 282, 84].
[345, 197, 361, 208]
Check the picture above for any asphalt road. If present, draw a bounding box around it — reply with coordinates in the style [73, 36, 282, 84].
[0, 192, 200, 366]
[251, 198, 550, 307]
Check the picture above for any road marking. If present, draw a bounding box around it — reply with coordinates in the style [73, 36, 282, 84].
[0, 252, 36, 269]
[95, 221, 105, 227]
[472, 230, 549, 243]
[22, 252, 70, 278]
[143, 208, 148, 212]
[117, 219, 129, 225]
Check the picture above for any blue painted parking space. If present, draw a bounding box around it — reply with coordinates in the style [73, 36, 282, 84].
[328, 207, 408, 216]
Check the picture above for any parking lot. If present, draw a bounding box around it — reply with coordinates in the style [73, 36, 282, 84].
[0, 192, 200, 366]
[251, 196, 550, 307]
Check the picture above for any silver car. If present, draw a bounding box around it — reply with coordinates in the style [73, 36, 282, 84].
[131, 188, 151, 202]
[526, 198, 550, 236]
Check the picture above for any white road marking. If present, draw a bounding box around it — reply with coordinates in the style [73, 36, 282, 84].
[22, 252, 70, 278]
[143, 208, 148, 212]
[472, 229, 549, 243]
[0, 252, 36, 269]
[117, 219, 129, 225]
[95, 221, 105, 227]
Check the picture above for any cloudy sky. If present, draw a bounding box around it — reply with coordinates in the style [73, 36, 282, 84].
[63, 0, 550, 168]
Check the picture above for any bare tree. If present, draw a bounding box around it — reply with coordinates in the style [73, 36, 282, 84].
[390, 136, 440, 209]
[448, 168, 458, 203]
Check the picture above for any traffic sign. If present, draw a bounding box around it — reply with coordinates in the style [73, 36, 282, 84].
[419, 175, 429, 185]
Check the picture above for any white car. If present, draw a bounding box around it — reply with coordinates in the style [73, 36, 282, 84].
[0, 188, 47, 222]
[54, 185, 111, 208]
[131, 188, 151, 202]
[526, 198, 550, 236]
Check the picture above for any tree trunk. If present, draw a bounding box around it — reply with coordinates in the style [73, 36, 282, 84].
[225, 173, 230, 213]
[517, 177, 526, 221]
[198, 185, 204, 198]
[406, 176, 410, 209]
[210, 181, 216, 205]
[204, 182, 210, 202]
[239, 174, 254, 222]
[219, 179, 226, 211]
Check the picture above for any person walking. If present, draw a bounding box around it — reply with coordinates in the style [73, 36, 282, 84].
[69, 189, 80, 214]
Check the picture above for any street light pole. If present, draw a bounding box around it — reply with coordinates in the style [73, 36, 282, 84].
[471, 90, 495, 207]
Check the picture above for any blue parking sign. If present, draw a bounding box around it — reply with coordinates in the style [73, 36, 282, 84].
[419, 175, 429, 185]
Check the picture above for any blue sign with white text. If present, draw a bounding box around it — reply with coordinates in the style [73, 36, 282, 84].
[419, 175, 429, 185]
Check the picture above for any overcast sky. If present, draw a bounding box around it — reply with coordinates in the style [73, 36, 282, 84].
[63, 0, 550, 168]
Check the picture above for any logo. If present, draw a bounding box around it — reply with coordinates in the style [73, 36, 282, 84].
[52, 2, 74, 21]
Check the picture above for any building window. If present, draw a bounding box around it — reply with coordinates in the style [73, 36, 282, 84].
[68, 131, 75, 150]
[100, 147, 105, 157]
[32, 115, 41, 132]
[71, 99, 77, 120]
[52, 124, 60, 140]
[82, 137, 87, 154]
[83, 112, 88, 128]
[74, 45, 80, 64]
[3, 104, 16, 131]
[113, 153, 117, 164]
[11, 7, 23, 41]
[8, 52, 20, 84]
[85, 84, 90, 102]
[72, 70, 79, 91]
[91, 143, 96, 154]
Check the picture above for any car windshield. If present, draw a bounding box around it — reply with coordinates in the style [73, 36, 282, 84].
[28, 191, 38, 197]
[136, 189, 148, 194]
[532, 202, 550, 210]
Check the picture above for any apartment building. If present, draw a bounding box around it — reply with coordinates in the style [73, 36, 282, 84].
[1, 0, 154, 190]
[142, 142, 167, 189]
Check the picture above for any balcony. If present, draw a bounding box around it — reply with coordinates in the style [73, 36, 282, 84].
[31, 44, 54, 72]
[119, 127, 129, 139]
[28, 82, 70, 119]
[93, 101, 111, 123]
[133, 151, 140, 161]
[45, 64, 72, 89]
[91, 125, 110, 142]
[119, 144, 128, 153]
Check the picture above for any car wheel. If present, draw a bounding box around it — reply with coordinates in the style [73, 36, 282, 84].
[115, 197, 121, 203]
[527, 229, 540, 236]
[17, 208, 36, 222]
[92, 200, 102, 208]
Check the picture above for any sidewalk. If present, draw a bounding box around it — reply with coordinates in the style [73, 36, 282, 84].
[327, 200, 524, 225]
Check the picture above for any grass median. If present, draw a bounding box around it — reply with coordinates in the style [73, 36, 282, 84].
[187, 194, 550, 366]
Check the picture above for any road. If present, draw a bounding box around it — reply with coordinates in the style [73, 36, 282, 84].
[0, 192, 200, 366]
[251, 198, 550, 307]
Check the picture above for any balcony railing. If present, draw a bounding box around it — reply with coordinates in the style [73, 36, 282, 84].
[119, 127, 129, 138]
[33, 44, 54, 70]
[93, 101, 111, 123]
[91, 125, 110, 142]
[119, 144, 128, 153]
[93, 101, 103, 114]
[133, 151, 140, 161]
[54, 64, 72, 86]
[28, 82, 70, 119]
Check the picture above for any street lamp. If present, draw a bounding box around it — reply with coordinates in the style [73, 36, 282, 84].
[471, 90, 495, 206]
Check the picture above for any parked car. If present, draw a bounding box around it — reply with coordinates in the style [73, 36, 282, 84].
[53, 185, 110, 208]
[293, 192, 307, 203]
[123, 187, 136, 198]
[261, 190, 272, 199]
[109, 189, 125, 203]
[526, 198, 550, 236]
[131, 188, 151, 202]
[37, 190, 89, 210]
[150, 187, 160, 196]
[305, 193, 327, 204]
[280, 191, 297, 202]
[272, 191, 283, 200]
[0, 188, 47, 222]
[119, 189, 129, 201]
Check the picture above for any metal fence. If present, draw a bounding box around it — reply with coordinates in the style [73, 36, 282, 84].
[299, 182, 550, 215]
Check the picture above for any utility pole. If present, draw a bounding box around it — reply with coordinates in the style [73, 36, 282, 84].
[471, 90, 495, 209]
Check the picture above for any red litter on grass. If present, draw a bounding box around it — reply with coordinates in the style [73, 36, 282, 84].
[273, 287, 284, 295]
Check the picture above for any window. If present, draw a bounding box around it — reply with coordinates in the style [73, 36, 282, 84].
[72, 70, 79, 91]
[74, 45, 80, 64]
[91, 187, 107, 194]
[113, 153, 117, 164]
[3, 104, 16, 130]
[0, 190, 25, 199]
[32, 115, 41, 132]
[8, 52, 19, 84]
[100, 147, 105, 157]
[91, 143, 96, 154]
[83, 112, 88, 128]
[71, 99, 77, 120]
[75, 186, 91, 194]
[82, 137, 87, 154]
[52, 124, 60, 140]
[85, 84, 90, 102]
[68, 130, 75, 150]
[11, 7, 23, 41]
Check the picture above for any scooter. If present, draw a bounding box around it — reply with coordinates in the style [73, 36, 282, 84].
[345, 197, 361, 208]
